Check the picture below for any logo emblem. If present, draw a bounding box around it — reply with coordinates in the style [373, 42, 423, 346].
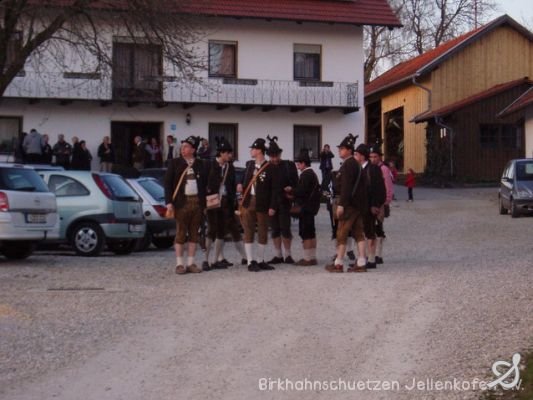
[487, 353, 521, 390]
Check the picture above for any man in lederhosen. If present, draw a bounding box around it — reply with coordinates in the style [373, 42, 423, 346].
[203, 137, 236, 271]
[165, 136, 207, 275]
[325, 134, 368, 273]
[354, 143, 386, 270]
[238, 138, 279, 272]
[266, 136, 298, 265]
[292, 149, 321, 266]
[368, 141, 394, 265]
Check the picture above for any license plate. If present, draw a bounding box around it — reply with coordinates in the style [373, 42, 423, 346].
[129, 224, 144, 233]
[27, 213, 47, 224]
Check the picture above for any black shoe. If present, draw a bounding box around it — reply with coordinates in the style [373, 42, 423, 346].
[248, 261, 261, 272]
[347, 251, 356, 261]
[241, 258, 248, 265]
[284, 256, 295, 264]
[212, 261, 228, 270]
[366, 262, 377, 269]
[376, 256, 384, 265]
[219, 259, 233, 267]
[267, 256, 284, 264]
[202, 261, 211, 271]
[259, 262, 275, 271]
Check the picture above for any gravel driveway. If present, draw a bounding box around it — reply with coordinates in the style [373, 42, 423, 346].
[1, 186, 532, 400]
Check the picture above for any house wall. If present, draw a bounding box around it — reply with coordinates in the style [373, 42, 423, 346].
[431, 26, 533, 109]
[379, 77, 431, 173]
[1, 19, 365, 171]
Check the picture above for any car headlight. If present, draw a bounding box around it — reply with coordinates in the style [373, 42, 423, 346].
[514, 190, 533, 199]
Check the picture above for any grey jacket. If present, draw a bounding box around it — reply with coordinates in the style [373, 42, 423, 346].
[22, 131, 45, 155]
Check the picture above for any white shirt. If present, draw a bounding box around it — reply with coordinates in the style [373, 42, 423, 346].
[250, 163, 262, 196]
[184, 160, 198, 196]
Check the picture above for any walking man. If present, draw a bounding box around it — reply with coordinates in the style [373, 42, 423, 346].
[354, 143, 386, 270]
[165, 136, 207, 274]
[326, 134, 367, 273]
[238, 138, 279, 272]
[266, 136, 298, 265]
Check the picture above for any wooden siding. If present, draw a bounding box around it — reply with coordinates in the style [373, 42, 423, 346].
[432, 26, 533, 109]
[380, 78, 431, 172]
[438, 84, 529, 180]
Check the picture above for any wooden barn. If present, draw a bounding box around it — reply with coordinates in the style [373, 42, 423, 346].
[365, 15, 533, 181]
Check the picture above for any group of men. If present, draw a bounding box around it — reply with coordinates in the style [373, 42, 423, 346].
[164, 135, 321, 274]
[164, 132, 393, 275]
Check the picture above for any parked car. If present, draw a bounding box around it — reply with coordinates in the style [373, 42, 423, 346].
[499, 158, 533, 218]
[127, 177, 175, 250]
[0, 163, 59, 259]
[139, 168, 166, 185]
[39, 171, 145, 256]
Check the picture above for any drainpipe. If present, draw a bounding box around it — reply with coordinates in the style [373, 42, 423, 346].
[435, 116, 455, 177]
[412, 73, 432, 114]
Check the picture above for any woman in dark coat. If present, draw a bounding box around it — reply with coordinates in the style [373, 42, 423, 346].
[78, 140, 93, 171]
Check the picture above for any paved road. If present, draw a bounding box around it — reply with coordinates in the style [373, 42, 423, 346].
[1, 187, 532, 400]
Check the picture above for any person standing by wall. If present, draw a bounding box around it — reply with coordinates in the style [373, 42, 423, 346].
[319, 144, 334, 190]
[238, 138, 279, 272]
[197, 138, 211, 160]
[78, 140, 93, 171]
[145, 137, 162, 168]
[292, 150, 321, 266]
[97, 136, 115, 172]
[165, 136, 207, 275]
[41, 134, 53, 164]
[22, 128, 44, 164]
[53, 134, 72, 169]
[165, 135, 177, 167]
[266, 136, 298, 265]
[70, 136, 83, 170]
[132, 136, 145, 171]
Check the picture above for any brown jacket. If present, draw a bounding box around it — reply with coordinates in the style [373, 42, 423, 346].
[336, 156, 367, 211]
[164, 157, 207, 209]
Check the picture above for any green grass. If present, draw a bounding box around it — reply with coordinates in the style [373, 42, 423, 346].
[482, 350, 533, 400]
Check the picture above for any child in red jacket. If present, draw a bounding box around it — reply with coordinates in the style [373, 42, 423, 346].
[405, 168, 415, 201]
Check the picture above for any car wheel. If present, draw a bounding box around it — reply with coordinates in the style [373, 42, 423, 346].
[135, 229, 152, 252]
[499, 196, 508, 215]
[108, 240, 137, 255]
[70, 222, 105, 257]
[152, 236, 175, 249]
[510, 199, 520, 218]
[1, 241, 35, 260]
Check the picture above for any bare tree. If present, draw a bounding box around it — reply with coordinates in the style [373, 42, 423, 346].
[364, 0, 498, 82]
[0, 0, 207, 97]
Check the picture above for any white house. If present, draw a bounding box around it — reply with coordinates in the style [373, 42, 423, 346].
[0, 0, 400, 171]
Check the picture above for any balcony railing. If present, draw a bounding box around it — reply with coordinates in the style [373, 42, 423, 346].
[3, 72, 358, 110]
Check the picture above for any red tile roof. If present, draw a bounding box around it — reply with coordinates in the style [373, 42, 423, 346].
[365, 15, 533, 97]
[45, 0, 401, 27]
[498, 87, 533, 117]
[412, 78, 532, 123]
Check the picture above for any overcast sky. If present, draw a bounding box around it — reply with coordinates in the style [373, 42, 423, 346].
[492, 0, 533, 27]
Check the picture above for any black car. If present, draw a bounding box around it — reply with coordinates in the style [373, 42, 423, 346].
[499, 158, 533, 218]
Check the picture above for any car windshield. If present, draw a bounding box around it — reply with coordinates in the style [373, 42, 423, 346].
[515, 161, 533, 181]
[0, 168, 50, 192]
[137, 178, 165, 202]
[101, 175, 140, 201]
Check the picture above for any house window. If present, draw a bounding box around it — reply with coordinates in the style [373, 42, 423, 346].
[112, 42, 162, 100]
[209, 41, 237, 78]
[0, 117, 21, 155]
[294, 125, 321, 160]
[294, 44, 321, 81]
[480, 124, 521, 149]
[208, 123, 238, 159]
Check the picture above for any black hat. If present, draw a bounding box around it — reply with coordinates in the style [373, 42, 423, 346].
[295, 149, 311, 164]
[369, 138, 383, 156]
[266, 135, 282, 155]
[182, 135, 200, 150]
[215, 136, 233, 153]
[338, 133, 358, 151]
[355, 143, 370, 158]
[250, 138, 267, 151]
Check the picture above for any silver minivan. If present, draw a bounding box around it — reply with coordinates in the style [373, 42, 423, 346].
[0, 164, 59, 259]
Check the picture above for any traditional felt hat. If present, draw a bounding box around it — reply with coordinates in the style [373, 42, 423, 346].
[338, 133, 358, 151]
[266, 135, 282, 155]
[249, 138, 267, 151]
[294, 148, 311, 164]
[354, 143, 370, 158]
[368, 138, 383, 156]
[181, 135, 200, 149]
[215, 136, 233, 153]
